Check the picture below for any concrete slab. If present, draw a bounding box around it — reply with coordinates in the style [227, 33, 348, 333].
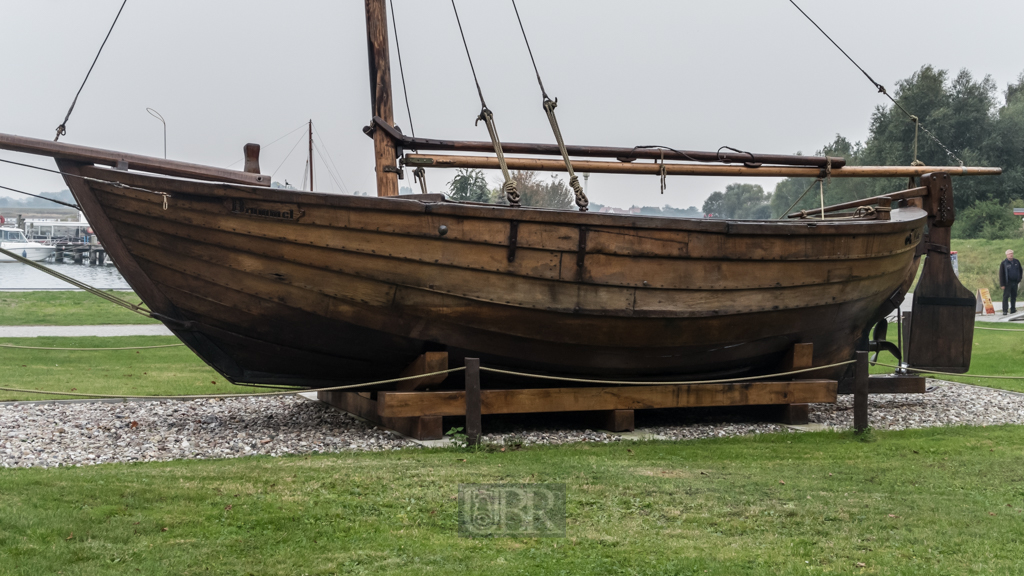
[781, 423, 829, 432]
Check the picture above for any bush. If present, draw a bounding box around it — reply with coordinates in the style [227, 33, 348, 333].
[951, 199, 1024, 239]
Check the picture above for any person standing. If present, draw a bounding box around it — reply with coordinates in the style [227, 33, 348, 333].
[999, 249, 1023, 315]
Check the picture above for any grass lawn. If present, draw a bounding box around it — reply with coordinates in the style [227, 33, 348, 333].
[0, 337, 278, 400]
[2, 426, 1024, 575]
[0, 291, 159, 326]
[870, 320, 1024, 392]
[950, 238, 1024, 300]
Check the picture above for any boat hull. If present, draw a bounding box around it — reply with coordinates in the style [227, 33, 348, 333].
[58, 161, 925, 387]
[0, 244, 55, 262]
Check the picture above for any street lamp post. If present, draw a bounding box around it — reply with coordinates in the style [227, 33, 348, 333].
[146, 108, 166, 158]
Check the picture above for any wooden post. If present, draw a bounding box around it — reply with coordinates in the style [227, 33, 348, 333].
[601, 409, 634, 432]
[308, 119, 314, 191]
[243, 144, 261, 174]
[365, 0, 399, 197]
[854, 351, 869, 433]
[465, 358, 481, 446]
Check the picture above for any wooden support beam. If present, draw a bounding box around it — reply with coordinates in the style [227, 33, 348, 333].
[779, 342, 814, 372]
[854, 352, 869, 433]
[774, 403, 810, 425]
[404, 154, 1002, 179]
[600, 409, 634, 432]
[396, 352, 449, 391]
[317, 389, 443, 440]
[771, 342, 814, 424]
[465, 358, 481, 446]
[837, 374, 927, 394]
[377, 380, 837, 418]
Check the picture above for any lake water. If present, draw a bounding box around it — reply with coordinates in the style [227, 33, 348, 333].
[0, 261, 131, 291]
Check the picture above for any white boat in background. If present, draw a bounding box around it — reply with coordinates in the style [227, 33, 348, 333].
[0, 226, 56, 262]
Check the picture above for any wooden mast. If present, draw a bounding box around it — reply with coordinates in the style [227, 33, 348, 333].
[308, 119, 314, 191]
[365, 0, 399, 197]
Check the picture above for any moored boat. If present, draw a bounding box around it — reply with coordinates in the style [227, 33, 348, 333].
[0, 226, 55, 262]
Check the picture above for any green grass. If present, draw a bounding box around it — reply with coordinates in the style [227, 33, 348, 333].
[0, 291, 159, 326]
[871, 320, 1024, 393]
[950, 238, 1024, 299]
[0, 337, 278, 400]
[2, 426, 1024, 575]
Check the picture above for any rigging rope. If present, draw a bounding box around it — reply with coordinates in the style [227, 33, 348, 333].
[0, 245, 155, 319]
[0, 343, 183, 351]
[787, 0, 964, 166]
[312, 124, 352, 194]
[54, 0, 129, 141]
[0, 184, 80, 210]
[389, 0, 428, 193]
[777, 177, 822, 219]
[511, 0, 587, 211]
[871, 362, 1024, 380]
[480, 360, 856, 386]
[225, 122, 308, 169]
[389, 0, 416, 139]
[451, 0, 520, 206]
[0, 156, 170, 209]
[0, 367, 468, 400]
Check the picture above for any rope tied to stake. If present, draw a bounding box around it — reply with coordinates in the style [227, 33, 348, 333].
[451, 1, 519, 207]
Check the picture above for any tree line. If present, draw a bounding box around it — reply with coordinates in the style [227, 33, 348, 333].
[702, 66, 1024, 239]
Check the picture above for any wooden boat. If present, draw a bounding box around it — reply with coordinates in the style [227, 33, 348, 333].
[0, 1, 998, 391]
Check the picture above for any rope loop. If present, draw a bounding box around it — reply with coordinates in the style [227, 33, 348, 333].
[540, 96, 588, 211]
[569, 175, 587, 210]
[476, 107, 519, 207]
[503, 179, 521, 206]
[659, 149, 667, 195]
[413, 166, 428, 194]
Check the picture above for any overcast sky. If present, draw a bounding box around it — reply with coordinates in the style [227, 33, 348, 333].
[1, 0, 1021, 210]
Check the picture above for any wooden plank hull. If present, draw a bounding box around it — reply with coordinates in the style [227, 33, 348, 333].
[58, 163, 926, 388]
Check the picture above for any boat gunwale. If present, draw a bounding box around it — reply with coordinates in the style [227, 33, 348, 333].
[77, 164, 928, 237]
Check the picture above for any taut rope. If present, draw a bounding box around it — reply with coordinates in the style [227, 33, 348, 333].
[54, 0, 129, 141]
[451, 0, 519, 206]
[511, 0, 588, 211]
[787, 0, 964, 166]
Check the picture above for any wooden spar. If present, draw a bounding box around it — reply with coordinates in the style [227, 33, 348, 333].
[371, 116, 846, 168]
[404, 153, 1003, 178]
[365, 0, 399, 197]
[0, 132, 269, 186]
[786, 186, 929, 218]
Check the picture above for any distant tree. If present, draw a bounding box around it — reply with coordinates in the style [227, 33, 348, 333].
[446, 168, 491, 203]
[768, 65, 1023, 218]
[512, 171, 575, 210]
[951, 199, 1024, 239]
[703, 183, 771, 219]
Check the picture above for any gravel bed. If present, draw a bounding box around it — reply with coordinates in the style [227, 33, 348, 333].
[1, 396, 411, 469]
[3, 379, 1024, 469]
[809, 379, 1024, 430]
